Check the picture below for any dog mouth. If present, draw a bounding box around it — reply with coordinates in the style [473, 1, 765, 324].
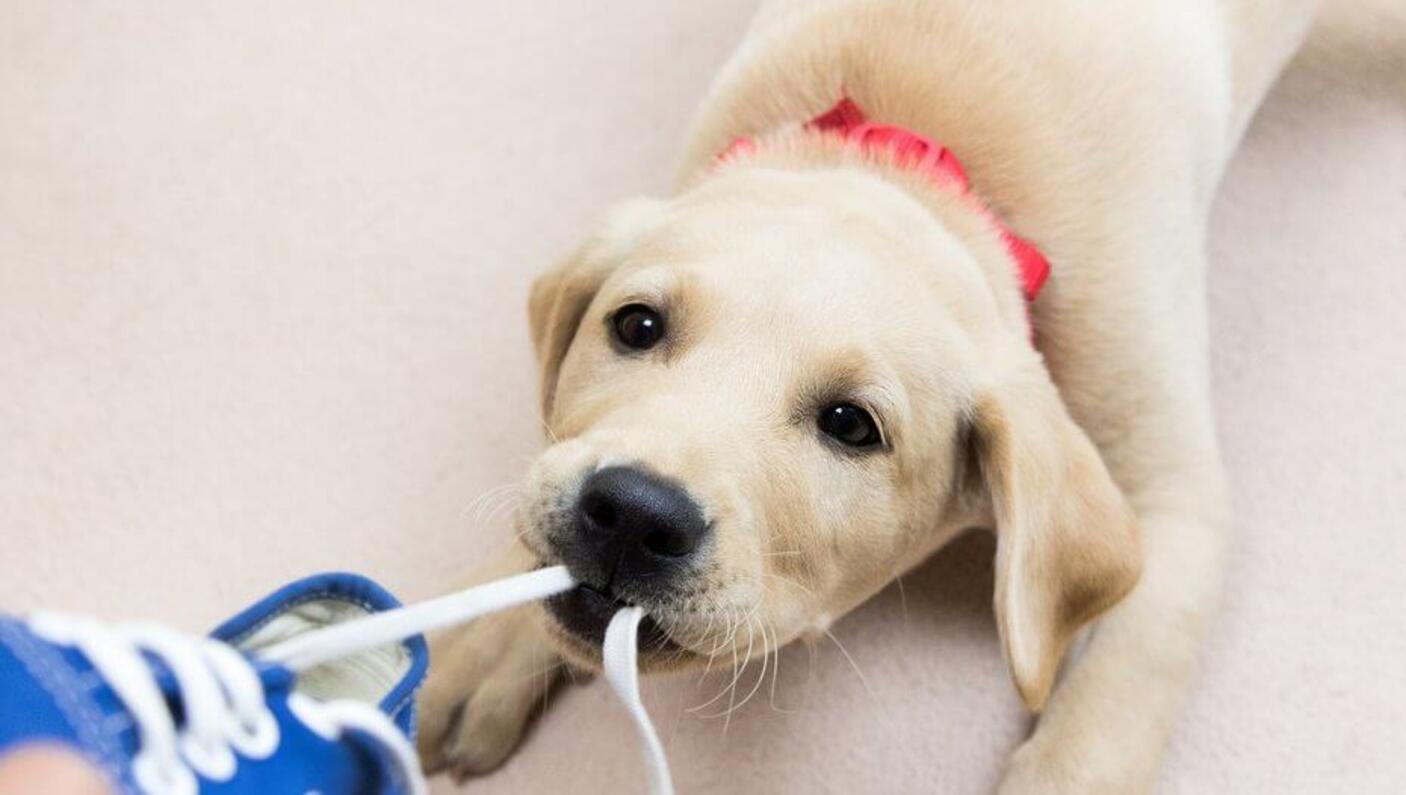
[544, 584, 678, 654]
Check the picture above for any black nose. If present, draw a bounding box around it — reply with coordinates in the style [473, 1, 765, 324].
[573, 466, 709, 581]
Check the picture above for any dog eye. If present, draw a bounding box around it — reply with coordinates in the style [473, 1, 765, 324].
[612, 304, 665, 350]
[818, 403, 882, 448]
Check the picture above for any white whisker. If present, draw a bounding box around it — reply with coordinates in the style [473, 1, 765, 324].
[731, 615, 769, 714]
[765, 621, 798, 714]
[824, 627, 874, 698]
[461, 482, 522, 525]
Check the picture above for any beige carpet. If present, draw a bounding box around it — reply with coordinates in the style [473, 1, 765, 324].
[1, 3, 1402, 793]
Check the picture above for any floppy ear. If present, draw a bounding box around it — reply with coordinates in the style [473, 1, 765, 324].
[527, 198, 665, 417]
[527, 249, 609, 417]
[972, 351, 1142, 711]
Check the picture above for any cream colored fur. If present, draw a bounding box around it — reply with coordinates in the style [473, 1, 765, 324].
[419, 1, 1335, 791]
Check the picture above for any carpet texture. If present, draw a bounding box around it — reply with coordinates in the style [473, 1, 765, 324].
[1, 3, 1401, 793]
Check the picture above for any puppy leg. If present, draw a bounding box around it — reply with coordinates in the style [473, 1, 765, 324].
[1000, 284, 1230, 793]
[416, 542, 566, 780]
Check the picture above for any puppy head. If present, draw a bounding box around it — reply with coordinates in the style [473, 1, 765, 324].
[517, 158, 1139, 710]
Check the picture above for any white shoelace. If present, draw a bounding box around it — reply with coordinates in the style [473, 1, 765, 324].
[30, 567, 671, 795]
[28, 612, 427, 795]
[603, 607, 674, 795]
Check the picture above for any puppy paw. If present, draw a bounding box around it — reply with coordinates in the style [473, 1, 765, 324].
[997, 731, 1156, 795]
[416, 604, 565, 779]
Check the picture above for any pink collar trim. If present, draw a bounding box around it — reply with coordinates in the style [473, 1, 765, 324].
[718, 98, 1050, 304]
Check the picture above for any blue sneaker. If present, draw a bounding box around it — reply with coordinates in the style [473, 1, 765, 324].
[0, 573, 430, 795]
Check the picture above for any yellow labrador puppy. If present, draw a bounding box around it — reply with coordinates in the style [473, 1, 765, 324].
[419, 0, 1327, 791]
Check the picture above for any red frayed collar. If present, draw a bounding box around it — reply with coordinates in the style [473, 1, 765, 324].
[718, 98, 1050, 305]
